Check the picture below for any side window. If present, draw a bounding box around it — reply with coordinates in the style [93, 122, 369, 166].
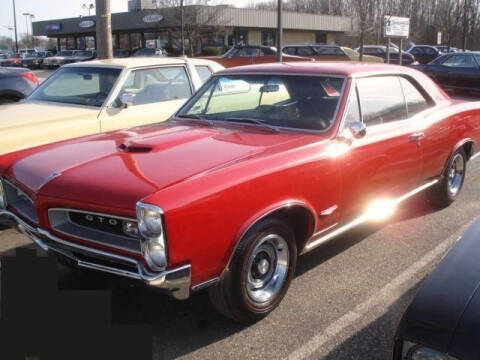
[442, 55, 477, 68]
[357, 76, 407, 126]
[118, 66, 192, 106]
[424, 47, 437, 55]
[410, 47, 422, 55]
[400, 78, 431, 117]
[195, 65, 213, 84]
[283, 47, 297, 55]
[297, 47, 314, 56]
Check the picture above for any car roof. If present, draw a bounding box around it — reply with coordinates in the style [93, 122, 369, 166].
[63, 57, 220, 69]
[218, 61, 424, 77]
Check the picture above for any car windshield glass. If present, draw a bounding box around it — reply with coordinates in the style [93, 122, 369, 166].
[135, 48, 154, 56]
[76, 51, 93, 57]
[178, 75, 344, 131]
[59, 50, 74, 56]
[28, 66, 121, 107]
[223, 47, 239, 57]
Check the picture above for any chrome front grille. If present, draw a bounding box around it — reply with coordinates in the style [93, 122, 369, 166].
[48, 208, 141, 253]
[3, 179, 38, 223]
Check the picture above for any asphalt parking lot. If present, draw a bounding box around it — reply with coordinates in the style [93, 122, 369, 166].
[1, 147, 479, 360]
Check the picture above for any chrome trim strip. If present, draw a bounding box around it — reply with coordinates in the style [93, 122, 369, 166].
[320, 205, 338, 217]
[49, 207, 137, 223]
[302, 179, 439, 254]
[0, 210, 191, 300]
[191, 277, 220, 292]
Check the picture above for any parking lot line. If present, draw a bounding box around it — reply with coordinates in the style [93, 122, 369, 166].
[287, 219, 475, 360]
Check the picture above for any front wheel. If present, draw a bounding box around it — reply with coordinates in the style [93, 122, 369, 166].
[208, 218, 297, 322]
[428, 148, 466, 207]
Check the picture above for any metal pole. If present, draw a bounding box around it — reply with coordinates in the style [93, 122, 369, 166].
[181, 0, 185, 56]
[462, 0, 468, 51]
[399, 38, 403, 66]
[95, 0, 113, 59]
[12, 0, 18, 52]
[23, 15, 29, 47]
[386, 37, 390, 64]
[30, 15, 35, 48]
[277, 0, 283, 62]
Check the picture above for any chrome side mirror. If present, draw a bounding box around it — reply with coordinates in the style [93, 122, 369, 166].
[349, 121, 367, 139]
[120, 92, 136, 108]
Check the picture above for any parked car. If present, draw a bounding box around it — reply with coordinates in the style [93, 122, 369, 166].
[283, 44, 383, 63]
[64, 50, 97, 63]
[356, 45, 417, 65]
[435, 45, 459, 53]
[0, 57, 223, 155]
[0, 67, 38, 104]
[1, 62, 478, 322]
[419, 52, 480, 94]
[113, 49, 131, 58]
[20, 51, 53, 69]
[133, 48, 167, 57]
[201, 45, 314, 68]
[0, 54, 22, 67]
[42, 50, 78, 68]
[393, 217, 480, 360]
[407, 45, 443, 64]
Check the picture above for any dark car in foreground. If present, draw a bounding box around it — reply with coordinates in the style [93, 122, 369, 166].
[0, 67, 38, 104]
[357, 45, 417, 65]
[20, 51, 53, 69]
[421, 52, 480, 94]
[394, 217, 480, 360]
[408, 45, 443, 64]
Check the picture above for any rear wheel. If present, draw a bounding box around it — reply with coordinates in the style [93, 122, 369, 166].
[428, 148, 466, 207]
[208, 218, 297, 322]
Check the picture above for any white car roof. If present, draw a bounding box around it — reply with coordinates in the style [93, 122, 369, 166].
[64, 56, 224, 71]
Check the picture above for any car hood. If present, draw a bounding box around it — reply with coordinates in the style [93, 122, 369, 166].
[7, 121, 310, 210]
[0, 101, 99, 132]
[396, 218, 480, 356]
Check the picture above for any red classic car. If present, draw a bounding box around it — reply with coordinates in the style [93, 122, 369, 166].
[1, 62, 479, 322]
[200, 45, 314, 68]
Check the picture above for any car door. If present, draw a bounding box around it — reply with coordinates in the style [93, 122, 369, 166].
[339, 76, 424, 221]
[98, 65, 193, 132]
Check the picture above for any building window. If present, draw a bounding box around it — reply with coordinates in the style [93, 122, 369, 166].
[262, 31, 276, 47]
[316, 32, 327, 44]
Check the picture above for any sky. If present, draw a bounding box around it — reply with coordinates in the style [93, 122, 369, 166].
[0, 0, 252, 39]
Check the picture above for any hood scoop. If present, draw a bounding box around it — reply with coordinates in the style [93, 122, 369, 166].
[118, 141, 152, 153]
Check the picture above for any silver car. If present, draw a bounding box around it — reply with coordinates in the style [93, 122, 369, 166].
[0, 67, 39, 104]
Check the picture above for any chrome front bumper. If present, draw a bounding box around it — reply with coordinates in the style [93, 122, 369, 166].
[0, 210, 191, 300]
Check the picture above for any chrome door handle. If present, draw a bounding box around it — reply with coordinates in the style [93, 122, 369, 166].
[409, 132, 425, 142]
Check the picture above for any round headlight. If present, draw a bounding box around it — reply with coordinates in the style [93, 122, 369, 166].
[144, 209, 162, 234]
[408, 345, 451, 360]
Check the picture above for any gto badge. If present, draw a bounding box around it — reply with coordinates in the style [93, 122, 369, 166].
[85, 214, 118, 226]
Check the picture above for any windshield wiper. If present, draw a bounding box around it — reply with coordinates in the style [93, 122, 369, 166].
[177, 114, 214, 126]
[223, 117, 280, 133]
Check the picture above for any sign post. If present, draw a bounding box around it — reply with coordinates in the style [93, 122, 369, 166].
[384, 16, 410, 65]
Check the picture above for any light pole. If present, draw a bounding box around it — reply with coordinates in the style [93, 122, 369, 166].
[82, 3, 95, 16]
[12, 0, 18, 53]
[180, 0, 185, 56]
[22, 12, 31, 48]
[29, 14, 35, 47]
[277, 0, 283, 62]
[2, 25, 14, 51]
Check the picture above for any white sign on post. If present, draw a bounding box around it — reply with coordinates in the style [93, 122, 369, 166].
[437, 32, 442, 45]
[384, 16, 410, 38]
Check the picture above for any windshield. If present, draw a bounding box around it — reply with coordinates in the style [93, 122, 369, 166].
[177, 75, 345, 131]
[28, 66, 121, 107]
[75, 51, 93, 57]
[59, 50, 74, 57]
[134, 48, 155, 56]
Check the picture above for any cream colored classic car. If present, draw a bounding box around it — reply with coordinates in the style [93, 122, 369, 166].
[0, 57, 224, 155]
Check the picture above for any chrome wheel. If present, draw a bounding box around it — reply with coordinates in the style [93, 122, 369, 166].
[245, 234, 290, 305]
[447, 153, 465, 196]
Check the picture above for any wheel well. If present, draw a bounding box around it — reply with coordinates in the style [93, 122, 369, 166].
[462, 141, 475, 161]
[265, 205, 316, 253]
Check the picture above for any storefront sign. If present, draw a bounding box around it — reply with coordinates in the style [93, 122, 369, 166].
[45, 23, 62, 32]
[79, 20, 96, 28]
[384, 16, 410, 38]
[142, 14, 164, 23]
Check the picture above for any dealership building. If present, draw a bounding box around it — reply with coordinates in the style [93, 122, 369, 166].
[32, 4, 355, 53]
